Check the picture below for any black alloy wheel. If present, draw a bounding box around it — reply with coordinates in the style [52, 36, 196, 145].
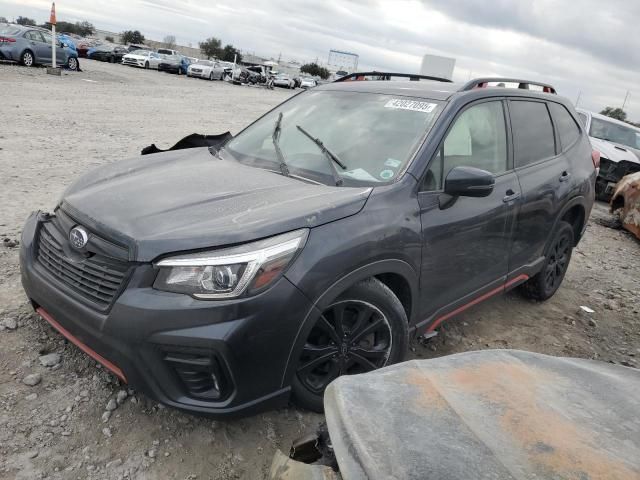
[144, 61, 149, 69]
[520, 221, 574, 301]
[292, 278, 408, 412]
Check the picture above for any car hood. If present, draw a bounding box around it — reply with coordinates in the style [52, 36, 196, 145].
[60, 147, 371, 262]
[590, 137, 640, 164]
[124, 54, 146, 60]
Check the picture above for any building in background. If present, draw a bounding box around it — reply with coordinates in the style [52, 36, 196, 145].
[420, 54, 456, 81]
[328, 49, 359, 73]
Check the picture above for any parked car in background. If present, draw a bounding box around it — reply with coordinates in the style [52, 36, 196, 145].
[122, 49, 163, 69]
[19, 75, 595, 417]
[300, 76, 317, 89]
[127, 44, 150, 53]
[158, 54, 191, 75]
[187, 60, 226, 80]
[576, 108, 640, 200]
[88, 45, 128, 63]
[156, 48, 179, 56]
[0, 23, 79, 70]
[273, 73, 295, 89]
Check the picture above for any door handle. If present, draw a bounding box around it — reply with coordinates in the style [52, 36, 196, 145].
[503, 189, 521, 203]
[559, 171, 571, 182]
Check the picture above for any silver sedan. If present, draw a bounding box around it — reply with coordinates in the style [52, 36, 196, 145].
[187, 60, 226, 80]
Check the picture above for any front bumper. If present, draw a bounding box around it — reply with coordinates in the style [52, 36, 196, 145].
[20, 212, 316, 417]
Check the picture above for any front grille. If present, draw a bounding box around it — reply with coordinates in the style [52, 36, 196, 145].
[36, 223, 130, 311]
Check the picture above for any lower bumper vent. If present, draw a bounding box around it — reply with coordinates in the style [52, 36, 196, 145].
[163, 351, 229, 401]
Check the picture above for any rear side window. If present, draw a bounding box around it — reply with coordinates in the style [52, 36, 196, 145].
[25, 31, 44, 42]
[549, 103, 581, 150]
[510, 101, 556, 168]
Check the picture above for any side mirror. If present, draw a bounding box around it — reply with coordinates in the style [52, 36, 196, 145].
[444, 166, 495, 198]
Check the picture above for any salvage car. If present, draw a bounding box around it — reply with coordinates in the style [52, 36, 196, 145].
[300, 76, 318, 89]
[270, 350, 640, 479]
[611, 171, 640, 239]
[88, 44, 128, 63]
[20, 74, 596, 417]
[0, 24, 79, 70]
[273, 73, 296, 89]
[577, 108, 640, 200]
[122, 49, 163, 69]
[158, 54, 190, 75]
[187, 60, 225, 80]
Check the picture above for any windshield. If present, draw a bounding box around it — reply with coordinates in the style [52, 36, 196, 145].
[223, 90, 443, 186]
[590, 117, 640, 150]
[131, 49, 148, 55]
[0, 25, 20, 35]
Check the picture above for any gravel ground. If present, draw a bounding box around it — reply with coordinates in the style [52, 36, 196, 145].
[1, 60, 639, 480]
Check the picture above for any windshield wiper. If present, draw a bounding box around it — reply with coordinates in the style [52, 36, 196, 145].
[296, 125, 347, 186]
[272, 112, 290, 177]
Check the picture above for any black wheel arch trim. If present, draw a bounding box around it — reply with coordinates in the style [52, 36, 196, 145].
[549, 195, 588, 247]
[281, 258, 418, 388]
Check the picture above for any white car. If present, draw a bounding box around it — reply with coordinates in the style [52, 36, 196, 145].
[300, 76, 317, 89]
[187, 60, 226, 80]
[577, 108, 640, 199]
[122, 50, 163, 69]
[273, 74, 295, 89]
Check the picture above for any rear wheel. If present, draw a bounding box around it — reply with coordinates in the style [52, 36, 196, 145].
[21, 50, 35, 67]
[520, 221, 574, 301]
[292, 278, 409, 412]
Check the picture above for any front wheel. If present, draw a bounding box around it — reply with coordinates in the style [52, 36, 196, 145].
[520, 221, 574, 301]
[67, 57, 78, 71]
[144, 61, 149, 69]
[209, 72, 214, 81]
[291, 278, 409, 412]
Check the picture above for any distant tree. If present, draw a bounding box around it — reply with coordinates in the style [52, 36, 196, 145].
[105, 35, 114, 43]
[75, 21, 95, 36]
[121, 30, 145, 45]
[199, 36, 221, 59]
[0, 16, 8, 23]
[300, 62, 330, 80]
[600, 107, 627, 122]
[43, 20, 95, 36]
[16, 16, 36, 26]
[219, 44, 242, 63]
[163, 35, 176, 49]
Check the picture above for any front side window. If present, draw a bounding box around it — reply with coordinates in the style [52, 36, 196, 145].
[223, 91, 443, 186]
[510, 101, 556, 168]
[41, 31, 52, 44]
[549, 103, 581, 150]
[423, 101, 507, 191]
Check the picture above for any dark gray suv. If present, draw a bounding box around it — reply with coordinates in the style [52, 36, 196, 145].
[20, 75, 596, 416]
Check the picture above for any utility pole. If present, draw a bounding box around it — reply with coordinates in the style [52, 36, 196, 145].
[622, 90, 630, 110]
[575, 91, 582, 107]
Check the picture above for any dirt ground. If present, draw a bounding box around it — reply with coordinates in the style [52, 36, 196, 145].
[0, 60, 638, 480]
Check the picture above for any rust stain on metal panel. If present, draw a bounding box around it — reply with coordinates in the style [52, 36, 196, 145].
[433, 362, 639, 480]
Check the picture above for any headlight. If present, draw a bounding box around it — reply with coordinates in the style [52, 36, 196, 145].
[153, 229, 308, 299]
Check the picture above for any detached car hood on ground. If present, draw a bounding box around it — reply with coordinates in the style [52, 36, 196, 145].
[320, 350, 640, 480]
[590, 137, 640, 163]
[61, 147, 371, 261]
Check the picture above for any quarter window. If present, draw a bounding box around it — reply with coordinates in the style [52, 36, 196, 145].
[549, 103, 580, 150]
[423, 101, 507, 191]
[510, 101, 556, 167]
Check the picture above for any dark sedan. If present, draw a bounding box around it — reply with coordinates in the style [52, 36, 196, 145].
[88, 45, 128, 63]
[158, 54, 191, 75]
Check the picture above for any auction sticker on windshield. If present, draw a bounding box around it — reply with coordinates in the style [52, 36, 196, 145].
[384, 99, 437, 113]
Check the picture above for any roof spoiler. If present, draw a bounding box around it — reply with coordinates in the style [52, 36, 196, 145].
[334, 71, 453, 83]
[461, 78, 557, 94]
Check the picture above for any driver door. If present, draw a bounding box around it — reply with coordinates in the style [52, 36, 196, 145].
[417, 99, 520, 324]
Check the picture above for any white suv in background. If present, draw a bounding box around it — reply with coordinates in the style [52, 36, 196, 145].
[576, 108, 640, 200]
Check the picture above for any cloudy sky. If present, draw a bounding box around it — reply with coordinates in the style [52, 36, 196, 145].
[2, 0, 638, 119]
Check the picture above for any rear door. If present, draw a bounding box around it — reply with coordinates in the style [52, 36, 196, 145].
[418, 99, 520, 320]
[508, 99, 572, 273]
[24, 30, 49, 63]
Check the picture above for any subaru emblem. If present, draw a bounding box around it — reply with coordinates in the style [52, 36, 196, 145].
[69, 226, 89, 249]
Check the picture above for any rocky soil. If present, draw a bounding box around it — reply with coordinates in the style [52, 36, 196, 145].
[0, 60, 638, 480]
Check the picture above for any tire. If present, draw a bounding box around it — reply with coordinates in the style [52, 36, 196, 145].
[291, 278, 409, 412]
[519, 221, 574, 301]
[144, 61, 149, 69]
[20, 50, 35, 67]
[67, 57, 78, 71]
[209, 72, 214, 81]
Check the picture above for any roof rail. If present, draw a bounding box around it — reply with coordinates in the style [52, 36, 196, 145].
[461, 78, 557, 94]
[334, 71, 453, 83]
